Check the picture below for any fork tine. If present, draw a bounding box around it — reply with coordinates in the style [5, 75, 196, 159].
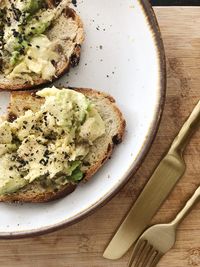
[140, 245, 155, 267]
[131, 240, 152, 267]
[147, 250, 158, 267]
[127, 240, 146, 267]
[134, 241, 151, 267]
[149, 252, 163, 267]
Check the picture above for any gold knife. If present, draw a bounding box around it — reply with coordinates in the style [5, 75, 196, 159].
[103, 100, 200, 260]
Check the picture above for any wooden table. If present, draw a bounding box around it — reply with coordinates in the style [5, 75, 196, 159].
[1, 7, 200, 267]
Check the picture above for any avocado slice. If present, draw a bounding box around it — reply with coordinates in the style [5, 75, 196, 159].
[4, 1, 53, 68]
[9, 38, 28, 66]
[0, 177, 28, 195]
[23, 0, 43, 15]
[69, 167, 84, 182]
[10, 51, 21, 66]
[25, 10, 55, 37]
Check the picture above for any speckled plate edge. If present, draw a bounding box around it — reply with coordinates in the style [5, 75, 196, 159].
[0, 0, 166, 239]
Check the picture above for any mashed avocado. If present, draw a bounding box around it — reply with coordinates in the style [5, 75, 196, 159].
[0, 88, 105, 195]
[1, 0, 70, 79]
[9, 35, 59, 82]
[21, 0, 43, 14]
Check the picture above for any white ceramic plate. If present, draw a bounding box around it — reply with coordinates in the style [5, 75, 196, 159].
[0, 0, 165, 237]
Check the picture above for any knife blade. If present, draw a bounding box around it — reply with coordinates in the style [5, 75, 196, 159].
[103, 100, 200, 260]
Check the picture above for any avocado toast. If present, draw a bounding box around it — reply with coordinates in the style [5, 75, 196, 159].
[0, 87, 125, 202]
[0, 0, 84, 90]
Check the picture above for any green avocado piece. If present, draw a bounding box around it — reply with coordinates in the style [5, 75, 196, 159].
[10, 51, 21, 66]
[10, 39, 28, 66]
[25, 11, 55, 37]
[0, 177, 28, 196]
[69, 167, 84, 182]
[13, 38, 28, 51]
[68, 161, 81, 175]
[26, 21, 50, 36]
[5, 1, 51, 67]
[23, 0, 43, 14]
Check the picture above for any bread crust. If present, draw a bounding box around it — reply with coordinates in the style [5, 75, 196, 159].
[0, 183, 77, 203]
[0, 5, 84, 91]
[0, 88, 126, 202]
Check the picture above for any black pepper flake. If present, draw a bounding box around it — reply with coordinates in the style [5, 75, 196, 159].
[72, 0, 77, 7]
[28, 56, 32, 60]
[39, 159, 48, 166]
[18, 34, 23, 43]
[13, 30, 19, 38]
[11, 4, 22, 21]
[17, 157, 28, 166]
[11, 155, 17, 161]
[19, 47, 25, 54]
[44, 150, 53, 158]
[6, 17, 11, 26]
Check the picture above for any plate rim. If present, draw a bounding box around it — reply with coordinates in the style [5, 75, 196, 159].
[0, 0, 166, 239]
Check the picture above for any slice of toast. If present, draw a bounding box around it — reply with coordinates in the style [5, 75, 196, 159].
[0, 1, 84, 90]
[0, 88, 126, 202]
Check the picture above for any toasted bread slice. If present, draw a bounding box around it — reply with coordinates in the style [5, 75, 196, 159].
[0, 1, 84, 90]
[0, 88, 126, 202]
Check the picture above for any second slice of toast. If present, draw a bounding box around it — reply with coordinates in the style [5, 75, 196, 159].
[0, 88, 126, 202]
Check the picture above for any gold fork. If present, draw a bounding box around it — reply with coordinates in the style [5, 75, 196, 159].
[128, 186, 200, 267]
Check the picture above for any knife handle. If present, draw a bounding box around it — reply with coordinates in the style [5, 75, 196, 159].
[169, 100, 200, 156]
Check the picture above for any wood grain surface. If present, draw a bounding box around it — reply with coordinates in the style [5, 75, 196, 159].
[0, 7, 200, 267]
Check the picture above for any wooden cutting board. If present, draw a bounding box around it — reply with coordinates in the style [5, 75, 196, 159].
[0, 7, 200, 267]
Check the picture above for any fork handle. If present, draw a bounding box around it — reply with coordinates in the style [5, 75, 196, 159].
[171, 186, 200, 228]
